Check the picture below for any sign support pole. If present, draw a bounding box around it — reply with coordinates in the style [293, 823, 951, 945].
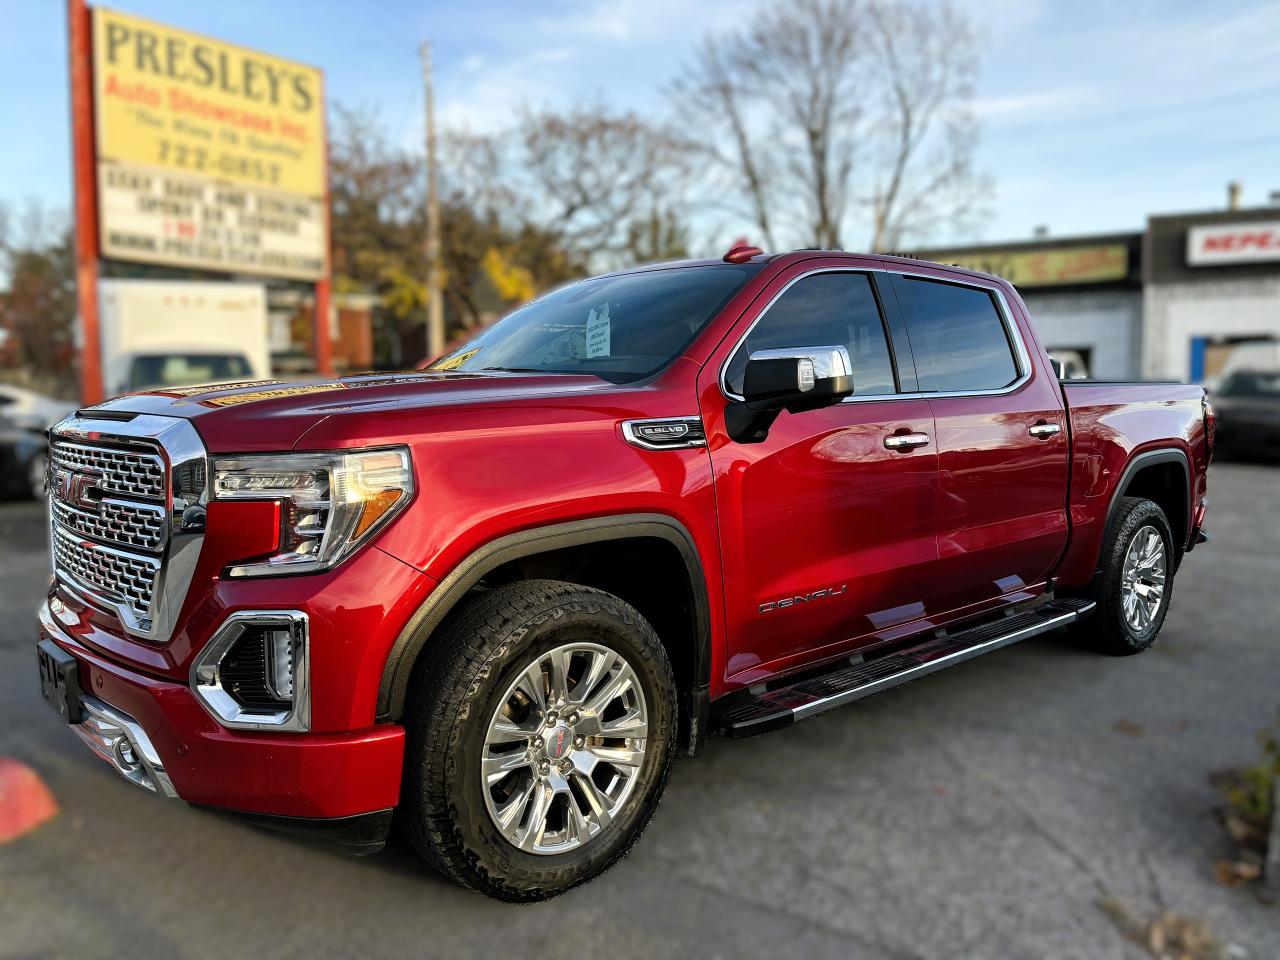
[314, 278, 332, 375]
[313, 72, 333, 377]
[68, 0, 103, 406]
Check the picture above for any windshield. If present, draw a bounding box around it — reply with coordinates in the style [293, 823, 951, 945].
[1219, 370, 1280, 398]
[428, 264, 762, 382]
[130, 354, 253, 390]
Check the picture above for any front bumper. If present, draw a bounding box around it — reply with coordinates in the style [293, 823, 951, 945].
[39, 600, 406, 821]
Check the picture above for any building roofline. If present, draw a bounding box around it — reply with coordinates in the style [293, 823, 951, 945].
[1146, 205, 1280, 227]
[912, 231, 1141, 257]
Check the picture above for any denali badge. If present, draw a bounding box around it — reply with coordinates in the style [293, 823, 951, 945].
[759, 584, 847, 614]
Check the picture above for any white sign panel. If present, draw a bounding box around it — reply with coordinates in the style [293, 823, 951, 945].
[98, 166, 326, 280]
[1187, 221, 1280, 266]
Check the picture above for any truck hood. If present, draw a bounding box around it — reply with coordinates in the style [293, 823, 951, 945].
[84, 369, 624, 453]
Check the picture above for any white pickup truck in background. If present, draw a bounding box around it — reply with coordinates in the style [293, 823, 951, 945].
[98, 280, 271, 397]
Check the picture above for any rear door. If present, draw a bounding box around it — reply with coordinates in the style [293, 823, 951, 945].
[888, 273, 1069, 613]
[701, 264, 940, 684]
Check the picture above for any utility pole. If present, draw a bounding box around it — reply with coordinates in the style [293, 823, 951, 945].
[68, 0, 103, 405]
[420, 41, 445, 361]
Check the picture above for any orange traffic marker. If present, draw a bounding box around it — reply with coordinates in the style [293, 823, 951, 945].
[0, 757, 58, 843]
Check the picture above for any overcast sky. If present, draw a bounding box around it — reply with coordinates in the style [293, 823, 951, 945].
[1, 0, 1277, 252]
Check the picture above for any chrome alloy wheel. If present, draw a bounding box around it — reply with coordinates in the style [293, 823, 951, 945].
[1121, 524, 1167, 632]
[481, 641, 649, 856]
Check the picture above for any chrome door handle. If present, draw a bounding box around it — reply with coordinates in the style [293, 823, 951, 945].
[1029, 422, 1061, 439]
[884, 432, 931, 450]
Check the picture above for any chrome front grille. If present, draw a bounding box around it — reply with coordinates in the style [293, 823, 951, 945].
[48, 430, 173, 637]
[51, 497, 166, 553]
[50, 440, 165, 500]
[48, 414, 207, 643]
[52, 524, 161, 616]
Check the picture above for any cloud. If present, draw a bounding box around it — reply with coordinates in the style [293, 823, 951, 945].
[971, 87, 1092, 119]
[535, 0, 754, 43]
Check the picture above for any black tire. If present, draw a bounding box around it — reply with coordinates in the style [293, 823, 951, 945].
[1072, 496, 1176, 656]
[399, 579, 677, 902]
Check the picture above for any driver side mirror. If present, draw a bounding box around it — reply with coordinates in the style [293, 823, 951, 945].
[726, 345, 854, 443]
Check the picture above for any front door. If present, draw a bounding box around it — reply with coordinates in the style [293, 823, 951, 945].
[701, 265, 940, 686]
[888, 273, 1070, 613]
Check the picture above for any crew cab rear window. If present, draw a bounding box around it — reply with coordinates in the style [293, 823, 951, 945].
[725, 272, 896, 396]
[898, 278, 1020, 393]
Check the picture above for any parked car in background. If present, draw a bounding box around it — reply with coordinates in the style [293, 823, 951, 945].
[0, 414, 48, 499]
[0, 383, 76, 431]
[1210, 341, 1280, 390]
[0, 384, 69, 499]
[1211, 369, 1280, 459]
[36, 249, 1212, 901]
[1047, 348, 1090, 379]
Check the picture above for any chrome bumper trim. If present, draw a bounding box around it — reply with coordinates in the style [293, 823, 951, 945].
[72, 694, 179, 799]
[191, 610, 311, 732]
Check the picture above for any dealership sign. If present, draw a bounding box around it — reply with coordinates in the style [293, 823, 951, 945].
[92, 9, 326, 279]
[1187, 221, 1280, 266]
[926, 244, 1129, 287]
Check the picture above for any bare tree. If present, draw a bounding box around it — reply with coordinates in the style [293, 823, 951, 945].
[512, 104, 694, 266]
[671, 0, 987, 251]
[671, 36, 780, 250]
[865, 0, 988, 250]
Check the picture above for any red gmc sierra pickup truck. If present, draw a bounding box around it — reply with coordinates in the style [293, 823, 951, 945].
[36, 247, 1213, 901]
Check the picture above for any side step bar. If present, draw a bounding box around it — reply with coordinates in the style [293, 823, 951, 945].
[714, 597, 1096, 738]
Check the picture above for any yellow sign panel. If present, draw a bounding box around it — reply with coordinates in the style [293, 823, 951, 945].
[92, 8, 327, 279]
[927, 245, 1129, 288]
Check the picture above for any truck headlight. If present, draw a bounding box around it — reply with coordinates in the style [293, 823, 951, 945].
[213, 447, 413, 577]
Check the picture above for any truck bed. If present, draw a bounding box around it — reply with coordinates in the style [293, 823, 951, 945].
[1055, 379, 1209, 587]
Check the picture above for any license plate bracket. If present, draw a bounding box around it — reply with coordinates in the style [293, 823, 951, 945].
[37, 638, 83, 724]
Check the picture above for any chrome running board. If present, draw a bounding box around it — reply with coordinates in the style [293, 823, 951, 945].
[714, 598, 1096, 738]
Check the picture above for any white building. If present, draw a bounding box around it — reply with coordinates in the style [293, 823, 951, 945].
[1143, 208, 1280, 383]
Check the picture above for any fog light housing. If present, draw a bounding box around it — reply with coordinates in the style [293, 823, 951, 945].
[191, 611, 309, 731]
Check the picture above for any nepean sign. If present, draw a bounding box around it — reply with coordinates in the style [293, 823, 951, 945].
[92, 8, 327, 280]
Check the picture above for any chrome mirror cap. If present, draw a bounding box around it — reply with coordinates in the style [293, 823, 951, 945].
[746, 345, 853, 389]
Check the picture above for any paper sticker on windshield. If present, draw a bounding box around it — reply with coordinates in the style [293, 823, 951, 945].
[585, 304, 611, 358]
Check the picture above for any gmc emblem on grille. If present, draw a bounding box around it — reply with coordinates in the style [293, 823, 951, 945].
[53, 468, 102, 511]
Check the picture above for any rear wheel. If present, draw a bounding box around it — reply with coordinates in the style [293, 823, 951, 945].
[400, 579, 676, 901]
[1073, 496, 1176, 655]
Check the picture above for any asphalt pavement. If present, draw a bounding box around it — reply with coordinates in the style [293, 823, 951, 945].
[1, 463, 1276, 959]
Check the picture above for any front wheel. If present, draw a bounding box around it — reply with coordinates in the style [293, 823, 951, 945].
[399, 579, 676, 901]
[1073, 496, 1176, 655]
